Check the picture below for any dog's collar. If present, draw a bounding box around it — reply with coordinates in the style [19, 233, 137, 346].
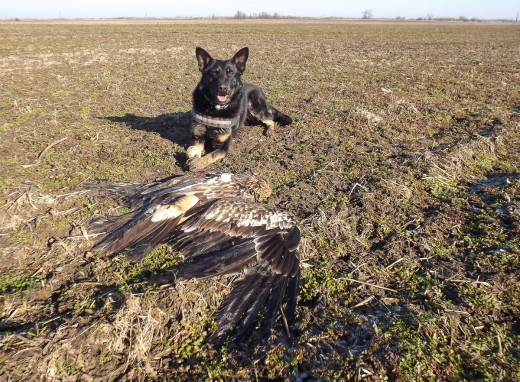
[191, 108, 239, 129]
[215, 102, 230, 110]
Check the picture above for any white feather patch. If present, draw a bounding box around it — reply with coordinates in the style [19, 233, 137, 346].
[236, 215, 268, 227]
[207, 173, 232, 185]
[220, 173, 232, 182]
[151, 194, 200, 222]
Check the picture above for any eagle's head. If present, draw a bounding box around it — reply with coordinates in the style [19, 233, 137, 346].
[250, 177, 272, 203]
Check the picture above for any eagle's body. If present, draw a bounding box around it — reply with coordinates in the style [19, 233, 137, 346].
[89, 173, 300, 347]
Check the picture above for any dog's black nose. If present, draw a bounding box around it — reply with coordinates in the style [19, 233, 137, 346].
[219, 85, 228, 93]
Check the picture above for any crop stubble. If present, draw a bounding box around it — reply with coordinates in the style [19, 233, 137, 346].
[0, 20, 519, 381]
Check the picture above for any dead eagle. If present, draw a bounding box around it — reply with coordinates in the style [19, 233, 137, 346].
[89, 172, 300, 348]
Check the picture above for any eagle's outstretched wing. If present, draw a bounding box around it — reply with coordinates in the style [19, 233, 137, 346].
[89, 172, 271, 261]
[152, 197, 301, 347]
[88, 173, 300, 348]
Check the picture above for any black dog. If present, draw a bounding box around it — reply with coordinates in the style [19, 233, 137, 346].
[186, 47, 292, 171]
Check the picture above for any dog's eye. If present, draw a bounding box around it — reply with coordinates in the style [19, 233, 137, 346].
[213, 68, 220, 75]
[226, 68, 233, 76]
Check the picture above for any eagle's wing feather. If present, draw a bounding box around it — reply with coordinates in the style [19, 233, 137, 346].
[255, 275, 289, 339]
[161, 198, 300, 277]
[92, 195, 194, 260]
[87, 172, 263, 209]
[231, 274, 276, 343]
[88, 173, 300, 347]
[285, 269, 301, 323]
[90, 173, 261, 258]
[148, 198, 301, 346]
[177, 240, 258, 279]
[207, 270, 276, 347]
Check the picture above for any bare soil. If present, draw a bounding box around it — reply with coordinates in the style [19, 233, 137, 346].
[0, 20, 519, 381]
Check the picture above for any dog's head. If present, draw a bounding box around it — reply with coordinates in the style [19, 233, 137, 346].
[195, 47, 249, 108]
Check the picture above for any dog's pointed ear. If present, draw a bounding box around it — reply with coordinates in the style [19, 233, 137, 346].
[196, 47, 213, 72]
[233, 47, 249, 73]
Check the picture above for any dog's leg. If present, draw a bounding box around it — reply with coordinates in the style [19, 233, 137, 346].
[247, 88, 279, 137]
[188, 149, 228, 171]
[186, 124, 206, 160]
[269, 104, 293, 126]
[262, 104, 293, 136]
[263, 120, 276, 137]
[248, 100, 276, 136]
[188, 132, 231, 171]
[186, 143, 204, 159]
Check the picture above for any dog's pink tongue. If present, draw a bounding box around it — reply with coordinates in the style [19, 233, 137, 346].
[218, 95, 228, 103]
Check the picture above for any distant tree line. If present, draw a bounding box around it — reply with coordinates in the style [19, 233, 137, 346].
[9, 10, 515, 22]
[414, 15, 483, 22]
[234, 10, 293, 19]
[371, 11, 485, 22]
[232, 10, 515, 21]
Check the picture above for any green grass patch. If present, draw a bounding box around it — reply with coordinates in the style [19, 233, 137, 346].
[0, 273, 37, 293]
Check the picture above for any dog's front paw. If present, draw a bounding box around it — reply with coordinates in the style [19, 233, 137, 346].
[187, 156, 209, 172]
[186, 146, 203, 159]
[263, 125, 275, 137]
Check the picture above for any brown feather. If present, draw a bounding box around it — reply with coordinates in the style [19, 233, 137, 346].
[88, 172, 300, 348]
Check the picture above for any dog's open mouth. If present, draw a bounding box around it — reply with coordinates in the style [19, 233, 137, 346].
[217, 94, 229, 104]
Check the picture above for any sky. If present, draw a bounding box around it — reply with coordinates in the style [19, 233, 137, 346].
[1, 0, 519, 21]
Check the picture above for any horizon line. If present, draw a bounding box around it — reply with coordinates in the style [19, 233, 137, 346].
[1, 15, 519, 22]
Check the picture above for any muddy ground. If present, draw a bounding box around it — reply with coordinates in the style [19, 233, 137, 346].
[0, 20, 519, 381]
